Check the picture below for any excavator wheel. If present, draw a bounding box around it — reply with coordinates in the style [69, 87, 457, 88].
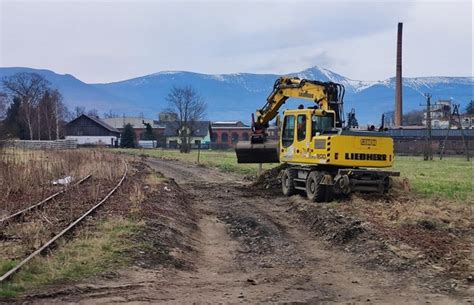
[281, 168, 296, 196]
[306, 171, 326, 202]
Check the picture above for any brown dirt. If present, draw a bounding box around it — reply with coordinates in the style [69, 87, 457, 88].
[16, 157, 472, 304]
[253, 167, 473, 282]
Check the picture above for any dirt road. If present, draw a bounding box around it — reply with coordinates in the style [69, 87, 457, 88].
[29, 158, 467, 304]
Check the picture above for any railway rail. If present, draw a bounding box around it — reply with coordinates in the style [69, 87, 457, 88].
[0, 161, 128, 283]
[0, 173, 93, 224]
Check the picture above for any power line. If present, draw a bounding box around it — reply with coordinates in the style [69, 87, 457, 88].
[439, 103, 470, 161]
[420, 93, 433, 161]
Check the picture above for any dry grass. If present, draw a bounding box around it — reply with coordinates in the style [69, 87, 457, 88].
[332, 190, 472, 275]
[129, 183, 145, 215]
[0, 151, 142, 299]
[0, 148, 126, 214]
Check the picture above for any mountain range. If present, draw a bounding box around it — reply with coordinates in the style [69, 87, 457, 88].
[0, 66, 472, 124]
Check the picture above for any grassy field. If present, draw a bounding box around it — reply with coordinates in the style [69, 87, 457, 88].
[116, 148, 277, 176]
[392, 156, 472, 202]
[118, 148, 472, 202]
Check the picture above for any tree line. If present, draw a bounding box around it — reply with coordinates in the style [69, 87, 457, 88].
[119, 86, 207, 152]
[0, 73, 70, 140]
[0, 72, 208, 153]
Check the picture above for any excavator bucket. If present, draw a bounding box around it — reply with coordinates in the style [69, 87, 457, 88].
[235, 140, 279, 163]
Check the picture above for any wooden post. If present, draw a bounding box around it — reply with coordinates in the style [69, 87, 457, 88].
[257, 163, 263, 177]
[197, 142, 201, 164]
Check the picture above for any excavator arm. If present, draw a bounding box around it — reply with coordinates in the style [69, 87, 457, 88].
[236, 77, 345, 163]
[251, 77, 345, 143]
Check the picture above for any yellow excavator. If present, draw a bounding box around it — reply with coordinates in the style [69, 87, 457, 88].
[235, 77, 399, 202]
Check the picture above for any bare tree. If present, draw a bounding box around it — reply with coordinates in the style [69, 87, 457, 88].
[166, 86, 206, 153]
[2, 73, 50, 140]
[39, 91, 54, 140]
[87, 108, 99, 117]
[74, 106, 86, 118]
[383, 111, 395, 127]
[0, 92, 8, 141]
[103, 110, 119, 118]
[0, 92, 7, 119]
[403, 110, 424, 126]
[38, 89, 67, 140]
[52, 90, 69, 139]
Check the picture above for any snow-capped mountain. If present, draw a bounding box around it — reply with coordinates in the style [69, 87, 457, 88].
[0, 66, 472, 124]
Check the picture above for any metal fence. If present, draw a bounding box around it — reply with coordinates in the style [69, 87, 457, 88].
[387, 128, 474, 139]
[4, 139, 78, 150]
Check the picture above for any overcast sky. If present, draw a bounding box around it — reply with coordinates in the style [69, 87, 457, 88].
[0, 0, 472, 83]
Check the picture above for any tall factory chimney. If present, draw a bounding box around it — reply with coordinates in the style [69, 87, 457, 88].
[394, 22, 403, 126]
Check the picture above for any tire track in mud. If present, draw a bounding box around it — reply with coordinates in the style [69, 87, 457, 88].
[144, 158, 461, 304]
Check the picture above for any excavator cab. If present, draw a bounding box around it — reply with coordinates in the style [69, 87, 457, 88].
[235, 109, 336, 164]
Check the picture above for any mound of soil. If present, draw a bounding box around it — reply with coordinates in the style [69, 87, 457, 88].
[132, 176, 199, 270]
[286, 196, 414, 271]
[252, 164, 288, 190]
[99, 161, 199, 271]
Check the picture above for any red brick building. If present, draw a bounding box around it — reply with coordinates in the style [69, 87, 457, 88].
[211, 121, 252, 149]
[211, 121, 280, 149]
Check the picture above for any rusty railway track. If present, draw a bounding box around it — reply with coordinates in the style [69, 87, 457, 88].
[0, 160, 128, 283]
[0, 173, 93, 224]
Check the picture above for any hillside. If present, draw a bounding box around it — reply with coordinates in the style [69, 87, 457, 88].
[0, 66, 472, 124]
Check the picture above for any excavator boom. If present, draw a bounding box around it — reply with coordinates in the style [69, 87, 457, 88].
[254, 78, 344, 134]
[236, 77, 344, 163]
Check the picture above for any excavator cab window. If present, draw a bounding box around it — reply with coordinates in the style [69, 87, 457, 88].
[311, 114, 335, 136]
[282, 115, 295, 148]
[297, 114, 307, 141]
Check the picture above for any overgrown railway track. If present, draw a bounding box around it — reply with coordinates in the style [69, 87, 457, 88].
[0, 160, 128, 283]
[0, 173, 93, 224]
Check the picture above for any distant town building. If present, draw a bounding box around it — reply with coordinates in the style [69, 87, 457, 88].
[163, 121, 212, 149]
[422, 100, 474, 129]
[461, 115, 474, 129]
[65, 114, 120, 146]
[158, 112, 178, 122]
[103, 113, 213, 149]
[211, 121, 251, 149]
[267, 125, 279, 140]
[423, 100, 451, 129]
[102, 117, 164, 142]
[210, 121, 279, 148]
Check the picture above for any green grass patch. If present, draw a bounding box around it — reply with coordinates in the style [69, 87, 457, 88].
[392, 156, 473, 202]
[116, 148, 276, 176]
[0, 217, 143, 299]
[116, 149, 472, 202]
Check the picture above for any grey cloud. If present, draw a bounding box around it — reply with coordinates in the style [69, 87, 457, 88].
[0, 0, 471, 82]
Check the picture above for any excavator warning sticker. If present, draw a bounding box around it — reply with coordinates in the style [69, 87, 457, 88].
[298, 91, 314, 99]
[360, 139, 377, 146]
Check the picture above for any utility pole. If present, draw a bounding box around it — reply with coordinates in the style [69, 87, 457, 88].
[440, 104, 470, 161]
[421, 93, 433, 160]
